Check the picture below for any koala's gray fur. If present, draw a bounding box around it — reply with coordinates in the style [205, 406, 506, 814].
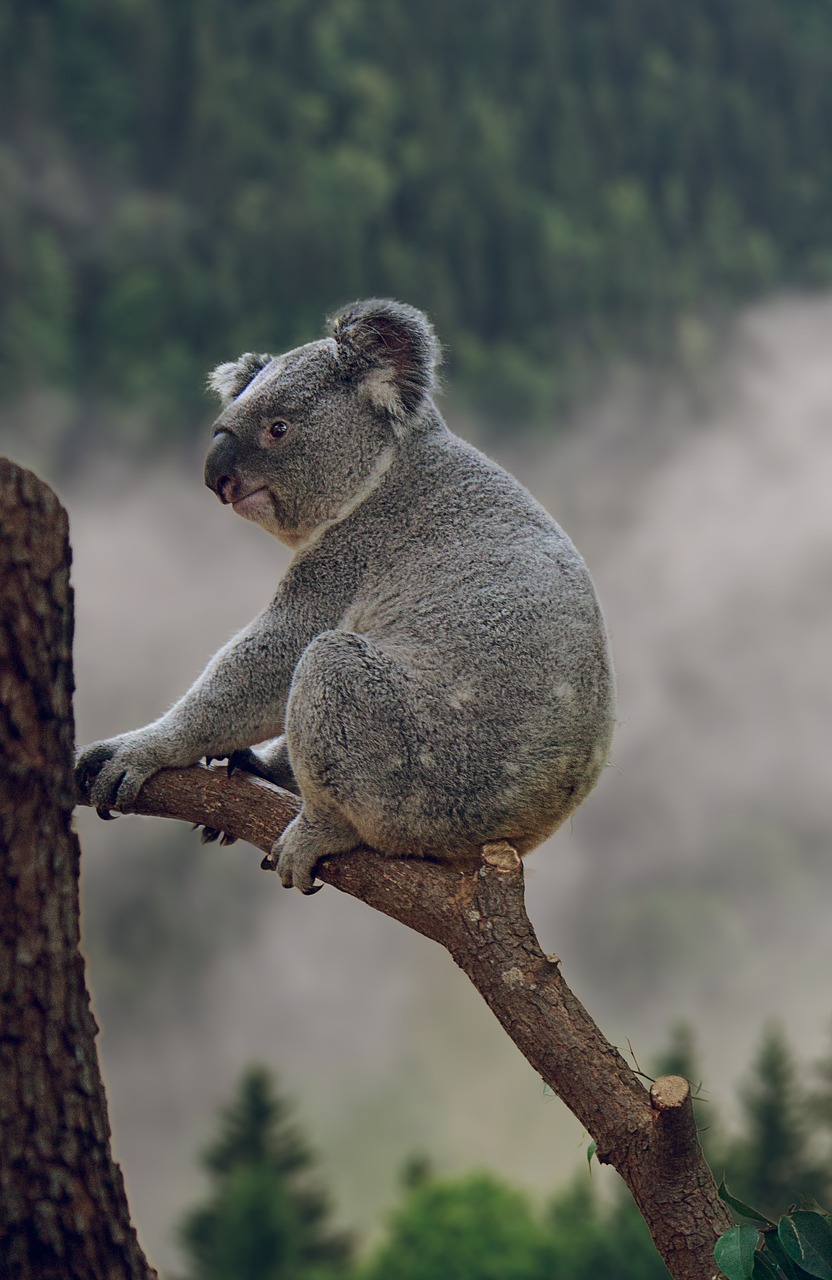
[76, 299, 616, 893]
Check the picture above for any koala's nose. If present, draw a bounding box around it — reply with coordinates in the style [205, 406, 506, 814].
[204, 430, 240, 503]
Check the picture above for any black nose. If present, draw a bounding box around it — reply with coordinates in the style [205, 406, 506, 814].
[204, 430, 239, 502]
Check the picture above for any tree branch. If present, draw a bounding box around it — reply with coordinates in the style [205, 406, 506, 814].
[77, 762, 731, 1280]
[1, 453, 730, 1280]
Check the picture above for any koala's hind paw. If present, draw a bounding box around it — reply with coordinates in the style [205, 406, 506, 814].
[227, 744, 300, 795]
[269, 831, 323, 895]
[263, 817, 321, 892]
[266, 811, 361, 894]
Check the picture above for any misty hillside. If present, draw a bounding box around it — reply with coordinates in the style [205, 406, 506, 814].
[28, 291, 832, 1273]
[5, 0, 832, 426]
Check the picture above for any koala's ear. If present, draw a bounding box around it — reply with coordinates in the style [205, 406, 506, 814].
[329, 299, 441, 420]
[207, 352, 273, 406]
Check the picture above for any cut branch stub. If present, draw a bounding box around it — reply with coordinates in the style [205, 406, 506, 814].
[651, 1074, 699, 1160]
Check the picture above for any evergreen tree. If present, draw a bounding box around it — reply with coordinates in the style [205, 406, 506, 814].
[807, 1021, 832, 1204]
[726, 1023, 826, 1217]
[177, 1065, 352, 1280]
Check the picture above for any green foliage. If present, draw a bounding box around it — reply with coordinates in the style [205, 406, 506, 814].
[778, 1212, 832, 1279]
[715, 1225, 760, 1280]
[715, 1189, 832, 1280]
[177, 1065, 352, 1280]
[6, 2, 832, 435]
[359, 1172, 549, 1280]
[358, 1172, 669, 1280]
[175, 1018, 832, 1280]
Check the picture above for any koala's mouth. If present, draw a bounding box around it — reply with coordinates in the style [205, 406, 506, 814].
[231, 487, 272, 521]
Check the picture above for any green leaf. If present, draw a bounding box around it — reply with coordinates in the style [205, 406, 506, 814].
[778, 1213, 832, 1279]
[715, 1226, 761, 1280]
[718, 1178, 775, 1227]
[753, 1252, 783, 1279]
[765, 1232, 804, 1280]
[586, 1141, 597, 1169]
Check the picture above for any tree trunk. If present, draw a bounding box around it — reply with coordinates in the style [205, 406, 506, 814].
[0, 459, 157, 1280]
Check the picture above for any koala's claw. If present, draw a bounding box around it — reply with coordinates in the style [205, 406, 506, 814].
[97, 806, 119, 820]
[194, 823, 238, 846]
[75, 742, 114, 798]
[277, 852, 323, 893]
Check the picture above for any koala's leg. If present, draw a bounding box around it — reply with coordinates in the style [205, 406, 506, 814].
[228, 736, 300, 795]
[273, 630, 450, 890]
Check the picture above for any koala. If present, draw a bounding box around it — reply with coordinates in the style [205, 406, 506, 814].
[75, 299, 616, 893]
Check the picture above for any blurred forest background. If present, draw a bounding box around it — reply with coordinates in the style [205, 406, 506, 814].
[5, 0, 832, 440]
[2, 1, 832, 1276]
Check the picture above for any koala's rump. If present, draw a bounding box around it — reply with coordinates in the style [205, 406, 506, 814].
[293, 537, 614, 858]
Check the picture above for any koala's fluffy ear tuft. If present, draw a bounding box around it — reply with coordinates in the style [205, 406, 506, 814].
[207, 352, 273, 406]
[329, 299, 441, 421]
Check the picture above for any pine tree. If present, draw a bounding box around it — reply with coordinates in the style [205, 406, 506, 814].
[727, 1023, 826, 1217]
[807, 1021, 832, 1205]
[178, 1065, 352, 1280]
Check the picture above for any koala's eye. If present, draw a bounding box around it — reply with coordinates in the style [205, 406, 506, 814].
[269, 420, 289, 439]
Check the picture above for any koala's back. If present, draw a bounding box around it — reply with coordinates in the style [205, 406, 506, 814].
[328, 427, 616, 855]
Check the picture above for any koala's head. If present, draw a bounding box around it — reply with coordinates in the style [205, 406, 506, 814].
[204, 299, 441, 547]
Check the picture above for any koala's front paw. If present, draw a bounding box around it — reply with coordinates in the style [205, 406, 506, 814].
[75, 734, 168, 814]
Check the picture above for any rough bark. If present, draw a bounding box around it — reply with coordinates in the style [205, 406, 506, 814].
[0, 459, 157, 1280]
[0, 455, 731, 1280]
